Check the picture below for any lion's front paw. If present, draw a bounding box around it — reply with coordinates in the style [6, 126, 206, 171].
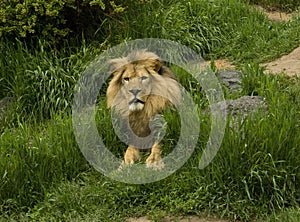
[124, 146, 140, 165]
[146, 153, 165, 170]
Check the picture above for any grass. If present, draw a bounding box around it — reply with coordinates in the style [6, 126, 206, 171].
[0, 114, 89, 212]
[0, 40, 107, 123]
[0, 0, 300, 221]
[109, 0, 300, 62]
[1, 65, 300, 221]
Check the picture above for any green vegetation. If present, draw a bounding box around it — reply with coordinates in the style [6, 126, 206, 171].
[0, 0, 123, 41]
[0, 0, 300, 221]
[101, 0, 300, 62]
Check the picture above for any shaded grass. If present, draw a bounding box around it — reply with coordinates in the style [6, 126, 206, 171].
[0, 40, 105, 123]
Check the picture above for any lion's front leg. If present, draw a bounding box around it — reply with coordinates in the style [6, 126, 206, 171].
[146, 143, 164, 169]
[124, 146, 140, 164]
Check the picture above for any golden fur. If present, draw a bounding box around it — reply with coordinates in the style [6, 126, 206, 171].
[107, 50, 181, 168]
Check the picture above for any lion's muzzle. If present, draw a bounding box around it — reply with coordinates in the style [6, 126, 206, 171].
[128, 89, 145, 111]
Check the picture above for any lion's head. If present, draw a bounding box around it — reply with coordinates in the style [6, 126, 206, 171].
[106, 50, 181, 117]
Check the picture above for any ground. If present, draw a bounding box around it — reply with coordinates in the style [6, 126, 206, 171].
[263, 46, 300, 76]
[127, 216, 228, 222]
[127, 6, 300, 222]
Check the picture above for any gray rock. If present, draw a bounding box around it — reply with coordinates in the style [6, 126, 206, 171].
[211, 96, 268, 130]
[212, 96, 267, 117]
[213, 70, 268, 129]
[217, 70, 243, 93]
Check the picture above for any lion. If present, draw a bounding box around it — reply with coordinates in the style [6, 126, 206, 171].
[106, 50, 181, 168]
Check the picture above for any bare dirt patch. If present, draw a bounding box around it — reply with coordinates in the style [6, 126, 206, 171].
[210, 49, 300, 77]
[252, 6, 300, 76]
[255, 6, 299, 22]
[262, 46, 300, 77]
[127, 216, 228, 222]
[202, 59, 235, 71]
[208, 59, 235, 70]
[254, 6, 299, 22]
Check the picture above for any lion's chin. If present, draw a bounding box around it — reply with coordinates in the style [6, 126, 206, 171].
[129, 103, 144, 112]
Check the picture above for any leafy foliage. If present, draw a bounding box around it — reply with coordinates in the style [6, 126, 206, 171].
[0, 0, 123, 41]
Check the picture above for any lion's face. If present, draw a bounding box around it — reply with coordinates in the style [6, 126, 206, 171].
[119, 64, 152, 111]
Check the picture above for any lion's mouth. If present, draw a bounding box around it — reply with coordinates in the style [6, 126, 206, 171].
[129, 98, 145, 111]
[129, 98, 145, 105]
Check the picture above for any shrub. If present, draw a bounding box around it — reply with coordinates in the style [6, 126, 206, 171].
[0, 0, 123, 41]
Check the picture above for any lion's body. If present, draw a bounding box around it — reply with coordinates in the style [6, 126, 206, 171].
[107, 50, 181, 168]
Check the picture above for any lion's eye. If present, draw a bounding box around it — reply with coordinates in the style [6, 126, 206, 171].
[123, 77, 130, 82]
[140, 76, 148, 81]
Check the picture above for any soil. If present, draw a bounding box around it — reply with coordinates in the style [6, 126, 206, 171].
[254, 6, 298, 22]
[204, 59, 235, 70]
[212, 44, 300, 77]
[212, 45, 300, 77]
[126, 216, 228, 222]
[262, 46, 300, 77]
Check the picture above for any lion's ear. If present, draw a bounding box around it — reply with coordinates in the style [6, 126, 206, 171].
[108, 58, 127, 76]
[144, 59, 162, 73]
[145, 59, 177, 79]
[152, 59, 162, 72]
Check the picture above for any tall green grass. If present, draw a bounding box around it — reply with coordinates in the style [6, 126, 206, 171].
[1, 64, 300, 221]
[265, 208, 300, 222]
[0, 114, 88, 212]
[107, 0, 300, 61]
[1, 0, 300, 221]
[0, 40, 104, 123]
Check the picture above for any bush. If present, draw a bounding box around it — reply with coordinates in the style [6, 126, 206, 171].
[0, 0, 123, 41]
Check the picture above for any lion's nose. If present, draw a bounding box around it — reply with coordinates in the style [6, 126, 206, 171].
[129, 89, 141, 96]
